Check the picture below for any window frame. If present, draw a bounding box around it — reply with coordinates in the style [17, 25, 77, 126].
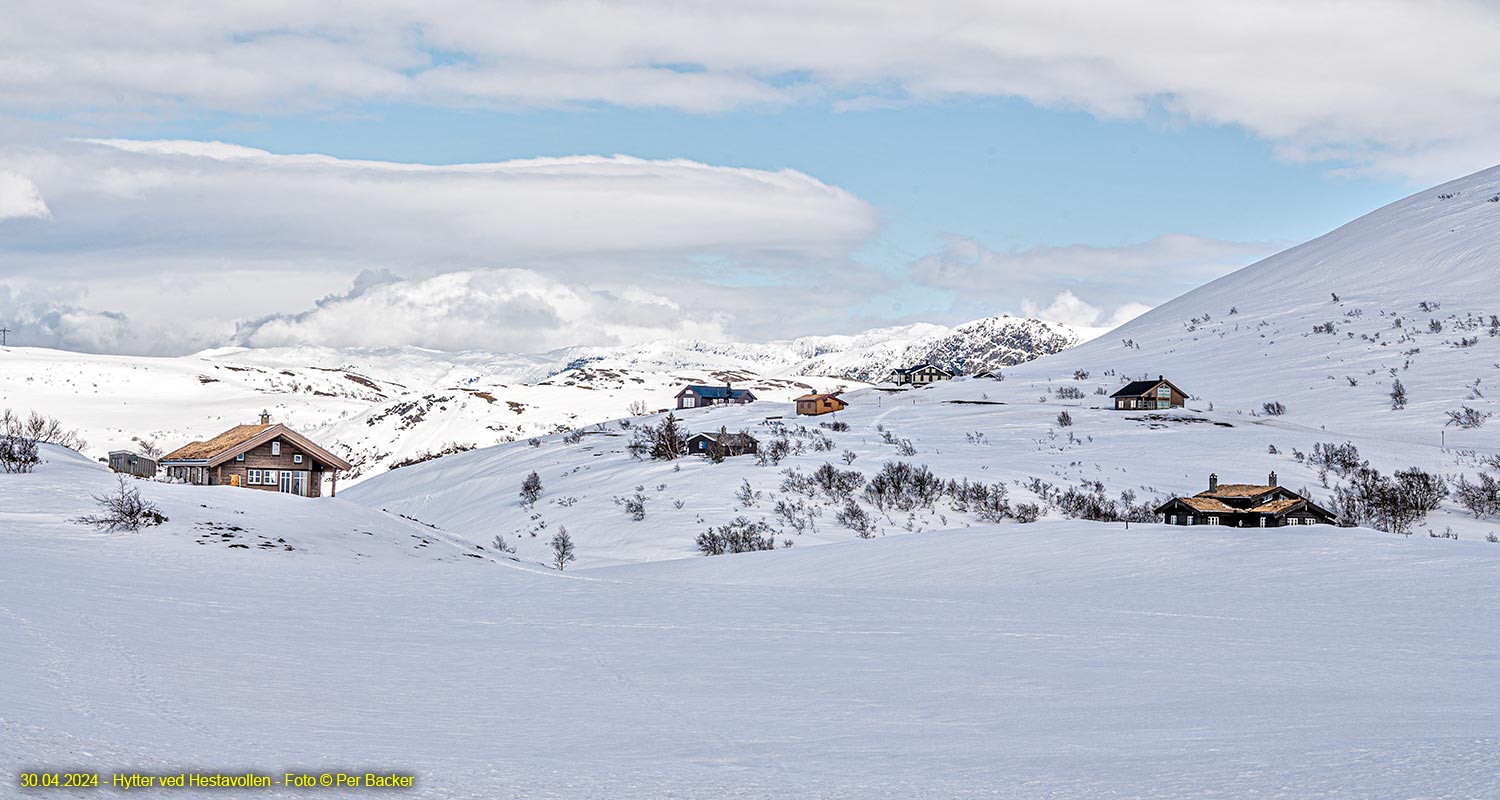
[271, 441, 281, 456]
[247, 469, 262, 485]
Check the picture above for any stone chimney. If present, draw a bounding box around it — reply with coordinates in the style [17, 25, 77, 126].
[1208, 473, 1219, 492]
[1158, 375, 1164, 382]
[1268, 470, 1278, 487]
[259, 410, 271, 425]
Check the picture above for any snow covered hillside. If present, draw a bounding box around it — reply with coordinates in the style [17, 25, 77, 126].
[4, 449, 1496, 798]
[0, 314, 1075, 482]
[348, 166, 1500, 566]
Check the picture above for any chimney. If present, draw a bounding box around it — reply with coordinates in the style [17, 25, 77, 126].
[259, 410, 271, 425]
[1158, 375, 1164, 381]
[1268, 470, 1278, 487]
[1208, 473, 1219, 492]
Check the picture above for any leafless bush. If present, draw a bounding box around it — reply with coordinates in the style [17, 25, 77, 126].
[1, 409, 85, 473]
[696, 516, 777, 555]
[836, 500, 876, 537]
[1056, 410, 1073, 427]
[490, 534, 516, 554]
[1262, 401, 1287, 416]
[1055, 386, 1085, 400]
[73, 476, 167, 532]
[1445, 406, 1491, 429]
[1453, 473, 1500, 519]
[1014, 503, 1042, 523]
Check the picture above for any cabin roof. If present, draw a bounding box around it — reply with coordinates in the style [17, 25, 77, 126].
[891, 363, 952, 375]
[686, 431, 759, 445]
[795, 393, 845, 403]
[1111, 377, 1189, 399]
[678, 384, 755, 400]
[160, 422, 352, 470]
[1175, 496, 1236, 513]
[1197, 484, 1277, 499]
[1248, 498, 1302, 514]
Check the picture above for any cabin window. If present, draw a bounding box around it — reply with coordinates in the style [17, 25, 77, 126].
[1167, 514, 1176, 525]
[1157, 386, 1170, 397]
[271, 442, 281, 456]
[236, 453, 245, 462]
[263, 470, 276, 485]
[293, 454, 303, 464]
[247, 469, 261, 485]
[1206, 515, 1220, 526]
[1259, 517, 1267, 527]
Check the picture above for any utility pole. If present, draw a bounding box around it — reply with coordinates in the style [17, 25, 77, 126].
[0, 326, 10, 346]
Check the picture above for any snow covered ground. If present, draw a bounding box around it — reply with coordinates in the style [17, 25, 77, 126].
[4, 449, 1497, 798]
[0, 314, 1074, 483]
[348, 162, 1500, 566]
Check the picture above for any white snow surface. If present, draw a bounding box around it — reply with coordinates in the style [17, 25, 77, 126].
[347, 163, 1500, 566]
[3, 448, 1497, 798]
[0, 314, 1076, 483]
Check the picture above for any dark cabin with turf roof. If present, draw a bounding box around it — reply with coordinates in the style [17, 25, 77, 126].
[1155, 472, 1338, 528]
[685, 431, 759, 458]
[675, 383, 757, 410]
[159, 411, 352, 497]
[1111, 375, 1189, 410]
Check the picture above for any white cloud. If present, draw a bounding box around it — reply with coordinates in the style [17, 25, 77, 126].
[914, 233, 1274, 329]
[6, 2, 1500, 177]
[0, 171, 50, 220]
[235, 269, 728, 352]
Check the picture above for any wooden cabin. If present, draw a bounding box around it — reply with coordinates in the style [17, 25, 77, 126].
[685, 431, 759, 458]
[795, 393, 847, 416]
[107, 450, 158, 479]
[676, 383, 757, 410]
[1154, 472, 1338, 528]
[158, 412, 352, 497]
[888, 363, 953, 386]
[1111, 375, 1189, 410]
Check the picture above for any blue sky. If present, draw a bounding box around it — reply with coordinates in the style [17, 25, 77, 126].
[1, 1, 1495, 354]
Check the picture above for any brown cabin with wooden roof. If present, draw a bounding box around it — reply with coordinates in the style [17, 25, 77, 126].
[1155, 472, 1338, 528]
[795, 393, 847, 416]
[158, 411, 352, 497]
[1111, 375, 1188, 410]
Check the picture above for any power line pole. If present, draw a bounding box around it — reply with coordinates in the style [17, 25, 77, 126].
[0, 326, 10, 346]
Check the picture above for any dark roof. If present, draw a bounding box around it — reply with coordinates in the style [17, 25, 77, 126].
[686, 432, 759, 445]
[891, 363, 952, 376]
[678, 384, 755, 400]
[1110, 377, 1189, 398]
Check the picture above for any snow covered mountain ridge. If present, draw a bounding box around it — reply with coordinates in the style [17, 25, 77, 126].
[0, 313, 1080, 482]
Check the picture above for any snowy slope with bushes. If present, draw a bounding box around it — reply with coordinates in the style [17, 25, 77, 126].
[348, 165, 1500, 566]
[3, 448, 1496, 798]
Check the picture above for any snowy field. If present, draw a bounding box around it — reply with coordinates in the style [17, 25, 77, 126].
[4, 449, 1498, 799]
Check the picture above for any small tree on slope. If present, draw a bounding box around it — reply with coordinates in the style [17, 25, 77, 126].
[549, 527, 576, 570]
[520, 471, 543, 506]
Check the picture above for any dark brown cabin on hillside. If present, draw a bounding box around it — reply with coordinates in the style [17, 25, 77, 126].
[685, 431, 759, 458]
[158, 412, 352, 497]
[888, 363, 953, 386]
[795, 393, 847, 416]
[1155, 472, 1338, 528]
[1111, 375, 1189, 410]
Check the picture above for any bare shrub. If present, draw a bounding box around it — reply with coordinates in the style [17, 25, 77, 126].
[1445, 406, 1491, 429]
[1014, 503, 1043, 523]
[1055, 386, 1085, 400]
[520, 471, 543, 505]
[835, 500, 876, 537]
[1056, 410, 1073, 427]
[696, 516, 777, 555]
[1262, 401, 1287, 416]
[862, 461, 942, 512]
[73, 476, 167, 532]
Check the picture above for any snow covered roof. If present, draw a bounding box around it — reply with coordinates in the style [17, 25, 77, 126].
[891, 363, 952, 376]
